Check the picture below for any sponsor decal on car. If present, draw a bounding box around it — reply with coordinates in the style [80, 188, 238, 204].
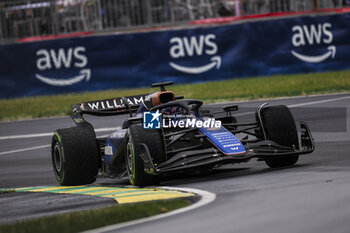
[104, 145, 113, 156]
[81, 94, 147, 111]
[110, 131, 127, 139]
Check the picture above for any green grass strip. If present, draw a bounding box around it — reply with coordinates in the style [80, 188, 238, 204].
[43, 186, 106, 193]
[0, 188, 15, 194]
[1, 70, 350, 121]
[71, 188, 131, 194]
[15, 186, 53, 191]
[103, 191, 184, 198]
[0, 199, 190, 233]
[95, 190, 155, 197]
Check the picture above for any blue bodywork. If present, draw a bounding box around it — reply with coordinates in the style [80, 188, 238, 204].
[199, 126, 246, 155]
[104, 129, 127, 164]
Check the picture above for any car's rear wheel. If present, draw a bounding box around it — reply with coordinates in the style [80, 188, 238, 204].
[260, 105, 299, 168]
[51, 125, 100, 185]
[125, 124, 164, 186]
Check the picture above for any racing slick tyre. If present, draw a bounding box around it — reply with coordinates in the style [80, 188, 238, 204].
[51, 125, 100, 185]
[260, 105, 299, 168]
[125, 124, 164, 186]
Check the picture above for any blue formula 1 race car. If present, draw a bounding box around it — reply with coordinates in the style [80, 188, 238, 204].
[51, 82, 314, 186]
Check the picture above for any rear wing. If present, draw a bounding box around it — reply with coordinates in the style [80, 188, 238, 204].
[70, 81, 177, 127]
[72, 94, 149, 117]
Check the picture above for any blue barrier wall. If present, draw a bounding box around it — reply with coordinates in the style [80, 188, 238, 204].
[1, 12, 350, 98]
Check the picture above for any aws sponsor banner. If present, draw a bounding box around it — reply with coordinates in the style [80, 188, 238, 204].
[1, 13, 350, 98]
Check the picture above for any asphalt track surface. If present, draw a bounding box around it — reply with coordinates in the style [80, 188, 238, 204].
[1, 93, 350, 233]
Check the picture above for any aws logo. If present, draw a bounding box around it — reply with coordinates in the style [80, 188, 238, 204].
[291, 23, 335, 63]
[35, 46, 90, 86]
[169, 34, 221, 74]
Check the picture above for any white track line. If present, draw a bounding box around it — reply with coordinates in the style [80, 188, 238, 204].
[0, 144, 50, 155]
[232, 95, 350, 117]
[288, 95, 350, 108]
[95, 127, 121, 132]
[0, 127, 121, 140]
[206, 92, 350, 105]
[0, 132, 53, 140]
[84, 186, 216, 233]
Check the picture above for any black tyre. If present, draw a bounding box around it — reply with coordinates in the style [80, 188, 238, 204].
[125, 124, 164, 186]
[51, 125, 100, 185]
[260, 105, 299, 168]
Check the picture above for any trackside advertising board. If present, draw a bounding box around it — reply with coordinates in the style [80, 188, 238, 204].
[1, 12, 350, 98]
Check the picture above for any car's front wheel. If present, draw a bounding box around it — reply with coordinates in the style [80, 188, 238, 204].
[125, 125, 164, 186]
[259, 105, 299, 168]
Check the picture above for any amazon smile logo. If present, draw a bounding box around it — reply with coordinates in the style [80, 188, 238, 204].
[35, 46, 90, 86]
[291, 23, 335, 63]
[169, 34, 221, 74]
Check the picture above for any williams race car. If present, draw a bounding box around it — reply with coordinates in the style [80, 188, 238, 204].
[51, 81, 314, 186]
